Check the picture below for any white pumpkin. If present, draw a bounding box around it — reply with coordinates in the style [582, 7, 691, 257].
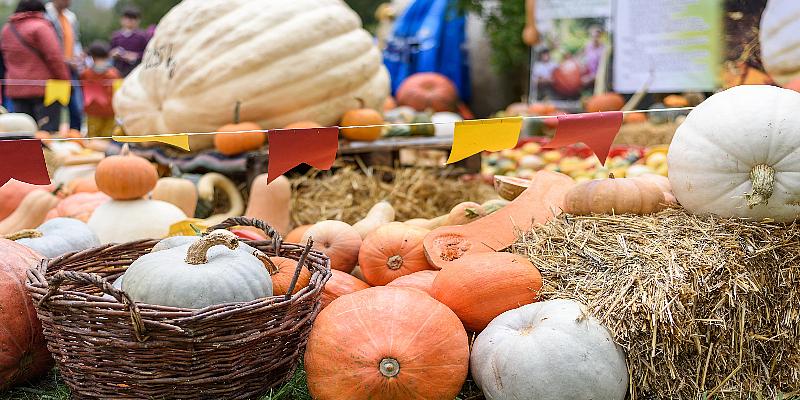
[88, 199, 187, 244]
[759, 0, 800, 86]
[122, 230, 273, 308]
[668, 85, 800, 222]
[0, 108, 37, 135]
[11, 218, 100, 258]
[113, 0, 390, 150]
[470, 299, 628, 400]
[431, 112, 462, 137]
[52, 165, 96, 188]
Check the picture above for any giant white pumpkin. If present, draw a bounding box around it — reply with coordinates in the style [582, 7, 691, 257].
[760, 0, 800, 86]
[113, 0, 389, 149]
[88, 199, 187, 244]
[470, 299, 628, 400]
[668, 85, 800, 222]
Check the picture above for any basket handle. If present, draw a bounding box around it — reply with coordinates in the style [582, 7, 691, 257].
[252, 237, 315, 301]
[207, 217, 283, 256]
[39, 270, 149, 342]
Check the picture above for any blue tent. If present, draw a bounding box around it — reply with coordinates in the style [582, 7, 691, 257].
[383, 0, 470, 102]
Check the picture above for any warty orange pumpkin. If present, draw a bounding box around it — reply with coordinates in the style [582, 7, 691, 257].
[305, 286, 469, 400]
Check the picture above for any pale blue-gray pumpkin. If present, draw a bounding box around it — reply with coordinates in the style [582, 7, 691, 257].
[10, 218, 100, 258]
[121, 230, 273, 309]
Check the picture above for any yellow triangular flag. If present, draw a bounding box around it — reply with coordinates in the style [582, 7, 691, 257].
[112, 79, 123, 94]
[446, 117, 523, 164]
[112, 134, 191, 151]
[44, 80, 71, 106]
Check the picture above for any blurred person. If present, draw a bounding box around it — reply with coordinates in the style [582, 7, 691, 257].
[1, 0, 70, 131]
[45, 0, 83, 130]
[80, 41, 120, 137]
[582, 25, 606, 85]
[110, 6, 149, 77]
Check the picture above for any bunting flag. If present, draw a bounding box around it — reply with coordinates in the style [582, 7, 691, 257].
[82, 81, 107, 109]
[267, 127, 339, 184]
[112, 134, 191, 151]
[0, 139, 51, 186]
[112, 79, 123, 94]
[446, 117, 523, 164]
[543, 111, 624, 166]
[44, 80, 71, 106]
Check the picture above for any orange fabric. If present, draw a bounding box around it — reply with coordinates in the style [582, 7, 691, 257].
[58, 12, 73, 60]
[80, 67, 121, 117]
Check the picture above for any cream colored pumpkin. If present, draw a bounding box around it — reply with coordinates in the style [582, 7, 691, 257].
[668, 85, 800, 222]
[0, 108, 37, 134]
[88, 199, 187, 244]
[760, 0, 800, 86]
[113, 0, 389, 150]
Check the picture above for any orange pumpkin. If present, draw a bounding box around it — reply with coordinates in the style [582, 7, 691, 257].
[283, 121, 322, 130]
[301, 220, 362, 273]
[358, 222, 433, 286]
[0, 180, 55, 221]
[66, 177, 99, 194]
[94, 144, 158, 200]
[321, 269, 370, 309]
[431, 252, 543, 332]
[305, 286, 469, 400]
[552, 58, 584, 97]
[396, 72, 459, 112]
[285, 224, 312, 243]
[663, 94, 689, 108]
[45, 192, 110, 222]
[340, 99, 384, 142]
[213, 101, 265, 156]
[585, 93, 625, 112]
[624, 112, 647, 124]
[266, 256, 311, 296]
[386, 270, 437, 295]
[0, 239, 52, 391]
[528, 102, 557, 116]
[383, 96, 397, 112]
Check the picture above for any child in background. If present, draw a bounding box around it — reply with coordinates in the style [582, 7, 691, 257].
[80, 41, 120, 137]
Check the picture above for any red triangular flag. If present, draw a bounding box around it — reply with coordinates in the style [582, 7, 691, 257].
[82, 81, 106, 106]
[0, 139, 51, 186]
[267, 127, 339, 184]
[542, 111, 623, 165]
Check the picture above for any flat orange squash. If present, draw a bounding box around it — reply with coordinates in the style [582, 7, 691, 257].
[423, 170, 574, 269]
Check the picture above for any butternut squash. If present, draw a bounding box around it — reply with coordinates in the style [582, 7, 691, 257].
[444, 202, 487, 226]
[151, 177, 198, 217]
[0, 190, 59, 235]
[353, 201, 395, 239]
[197, 173, 244, 226]
[423, 171, 574, 269]
[404, 215, 448, 230]
[244, 174, 292, 236]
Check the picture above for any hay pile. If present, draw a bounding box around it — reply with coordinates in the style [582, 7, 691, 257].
[513, 209, 800, 399]
[290, 166, 495, 226]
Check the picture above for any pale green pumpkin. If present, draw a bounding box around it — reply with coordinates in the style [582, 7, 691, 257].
[121, 230, 273, 309]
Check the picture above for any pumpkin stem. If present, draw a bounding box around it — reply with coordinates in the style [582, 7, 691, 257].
[4, 229, 43, 241]
[254, 250, 279, 275]
[120, 143, 131, 156]
[387, 255, 404, 270]
[233, 101, 242, 124]
[609, 172, 616, 179]
[745, 164, 776, 208]
[379, 358, 400, 378]
[185, 230, 240, 265]
[355, 97, 366, 109]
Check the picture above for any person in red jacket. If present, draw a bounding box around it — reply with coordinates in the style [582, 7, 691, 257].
[1, 0, 70, 132]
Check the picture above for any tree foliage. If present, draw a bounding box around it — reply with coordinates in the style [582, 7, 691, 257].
[456, 0, 529, 76]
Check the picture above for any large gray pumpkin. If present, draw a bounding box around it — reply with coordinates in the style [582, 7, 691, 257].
[121, 230, 273, 309]
[12, 218, 100, 258]
[470, 299, 628, 400]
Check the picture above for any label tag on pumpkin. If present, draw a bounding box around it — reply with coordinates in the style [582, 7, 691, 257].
[44, 80, 71, 106]
[446, 117, 523, 164]
[0, 139, 51, 186]
[266, 127, 339, 184]
[112, 134, 191, 151]
[168, 219, 208, 237]
[543, 111, 623, 166]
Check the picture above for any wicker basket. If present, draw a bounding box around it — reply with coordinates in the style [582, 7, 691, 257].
[26, 217, 331, 400]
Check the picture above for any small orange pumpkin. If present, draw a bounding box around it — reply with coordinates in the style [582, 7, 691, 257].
[283, 121, 322, 130]
[386, 270, 437, 295]
[94, 144, 158, 200]
[340, 99, 384, 142]
[431, 252, 543, 332]
[66, 177, 99, 194]
[321, 269, 370, 309]
[528, 102, 557, 116]
[585, 93, 625, 113]
[624, 112, 647, 124]
[358, 222, 433, 286]
[265, 256, 311, 296]
[563, 175, 667, 216]
[663, 94, 689, 108]
[301, 220, 363, 273]
[213, 101, 265, 156]
[383, 96, 397, 112]
[286, 224, 312, 243]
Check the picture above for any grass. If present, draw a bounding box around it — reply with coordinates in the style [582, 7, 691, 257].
[2, 366, 486, 400]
